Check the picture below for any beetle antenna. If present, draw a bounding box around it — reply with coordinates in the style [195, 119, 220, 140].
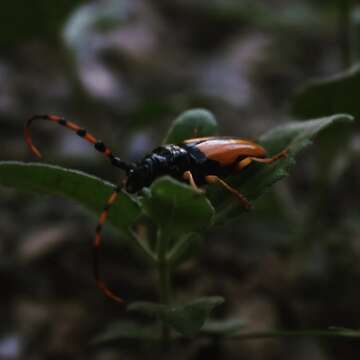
[24, 114, 131, 172]
[94, 185, 125, 304]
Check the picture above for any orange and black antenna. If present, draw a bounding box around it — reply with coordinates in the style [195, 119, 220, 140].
[93, 185, 125, 304]
[24, 114, 131, 171]
[24, 114, 128, 304]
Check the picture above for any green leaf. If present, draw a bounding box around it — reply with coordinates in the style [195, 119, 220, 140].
[92, 322, 360, 344]
[259, 114, 354, 154]
[212, 114, 354, 223]
[164, 109, 218, 144]
[92, 321, 161, 344]
[201, 318, 247, 336]
[128, 296, 225, 337]
[163, 297, 225, 337]
[141, 176, 215, 239]
[167, 232, 203, 267]
[0, 161, 141, 234]
[292, 65, 360, 119]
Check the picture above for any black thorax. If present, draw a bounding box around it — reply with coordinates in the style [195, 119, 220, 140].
[125, 143, 235, 193]
[125, 145, 191, 193]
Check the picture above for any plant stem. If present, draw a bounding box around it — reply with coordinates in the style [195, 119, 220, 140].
[157, 229, 172, 349]
[225, 328, 360, 341]
[159, 262, 171, 345]
[338, 0, 354, 68]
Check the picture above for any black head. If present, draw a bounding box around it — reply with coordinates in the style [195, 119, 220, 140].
[110, 156, 131, 171]
[110, 156, 146, 193]
[125, 165, 152, 193]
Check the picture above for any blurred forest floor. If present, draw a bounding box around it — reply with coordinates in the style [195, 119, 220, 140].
[1, 0, 360, 359]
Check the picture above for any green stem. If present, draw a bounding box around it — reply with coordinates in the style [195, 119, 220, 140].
[225, 328, 360, 341]
[338, 0, 354, 68]
[130, 229, 157, 263]
[156, 229, 172, 349]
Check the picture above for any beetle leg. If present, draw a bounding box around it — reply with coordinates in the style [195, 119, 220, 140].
[236, 157, 253, 172]
[236, 148, 289, 171]
[183, 170, 202, 191]
[205, 175, 252, 209]
[94, 185, 125, 304]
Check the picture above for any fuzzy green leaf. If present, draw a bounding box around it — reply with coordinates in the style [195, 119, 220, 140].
[128, 296, 225, 337]
[92, 322, 360, 344]
[0, 161, 141, 234]
[211, 114, 354, 223]
[292, 65, 360, 119]
[201, 318, 247, 336]
[141, 176, 214, 239]
[259, 114, 354, 154]
[92, 321, 161, 344]
[164, 108, 218, 144]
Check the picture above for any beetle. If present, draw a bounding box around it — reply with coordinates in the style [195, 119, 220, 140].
[25, 114, 288, 304]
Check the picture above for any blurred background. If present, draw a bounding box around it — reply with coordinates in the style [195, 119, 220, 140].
[1, 0, 360, 359]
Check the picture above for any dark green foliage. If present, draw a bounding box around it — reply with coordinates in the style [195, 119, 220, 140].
[201, 318, 247, 336]
[210, 114, 354, 223]
[141, 176, 214, 239]
[0, 109, 356, 344]
[0, 162, 140, 235]
[128, 297, 225, 337]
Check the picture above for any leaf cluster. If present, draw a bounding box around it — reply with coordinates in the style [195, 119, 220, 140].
[0, 107, 356, 340]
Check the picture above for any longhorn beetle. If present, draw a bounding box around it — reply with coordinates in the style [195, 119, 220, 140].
[25, 114, 288, 304]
